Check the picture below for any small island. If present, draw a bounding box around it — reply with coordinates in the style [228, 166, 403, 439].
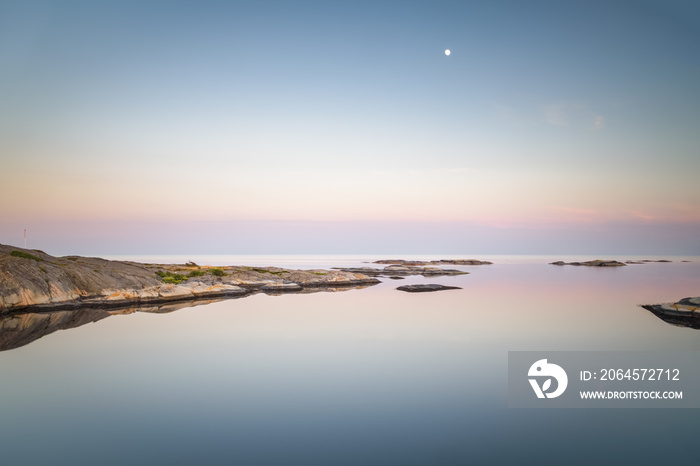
[550, 260, 627, 267]
[373, 259, 492, 266]
[334, 265, 468, 276]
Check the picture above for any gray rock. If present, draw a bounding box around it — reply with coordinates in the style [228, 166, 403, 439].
[396, 284, 462, 293]
[335, 266, 468, 276]
[641, 296, 700, 329]
[550, 260, 626, 267]
[374, 259, 492, 266]
[0, 244, 379, 313]
[261, 282, 304, 292]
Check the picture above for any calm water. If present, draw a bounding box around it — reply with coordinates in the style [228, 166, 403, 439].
[1, 255, 699, 465]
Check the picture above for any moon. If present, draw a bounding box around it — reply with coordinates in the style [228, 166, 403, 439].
[444, 49, 451, 56]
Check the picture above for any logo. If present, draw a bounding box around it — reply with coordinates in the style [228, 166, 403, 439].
[528, 359, 568, 399]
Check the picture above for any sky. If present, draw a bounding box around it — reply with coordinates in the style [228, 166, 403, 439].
[1, 0, 699, 255]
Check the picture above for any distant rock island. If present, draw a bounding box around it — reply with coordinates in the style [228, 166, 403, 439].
[550, 260, 627, 267]
[334, 265, 468, 276]
[551, 259, 676, 267]
[0, 244, 379, 314]
[374, 259, 492, 266]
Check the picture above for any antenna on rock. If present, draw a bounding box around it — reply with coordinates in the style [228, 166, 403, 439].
[24, 229, 27, 248]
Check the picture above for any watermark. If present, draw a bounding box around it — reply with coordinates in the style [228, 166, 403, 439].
[509, 352, 700, 408]
[528, 359, 568, 398]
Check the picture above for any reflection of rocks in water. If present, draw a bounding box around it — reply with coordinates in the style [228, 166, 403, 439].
[0, 297, 237, 351]
[0, 284, 375, 351]
[108, 297, 231, 315]
[641, 297, 700, 330]
[0, 308, 111, 352]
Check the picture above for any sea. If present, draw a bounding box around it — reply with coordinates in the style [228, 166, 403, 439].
[1, 254, 698, 465]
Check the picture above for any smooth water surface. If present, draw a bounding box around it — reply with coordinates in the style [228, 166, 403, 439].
[1, 255, 699, 465]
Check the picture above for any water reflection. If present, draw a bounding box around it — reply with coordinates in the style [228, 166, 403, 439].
[0, 284, 376, 351]
[0, 257, 699, 466]
[0, 308, 111, 352]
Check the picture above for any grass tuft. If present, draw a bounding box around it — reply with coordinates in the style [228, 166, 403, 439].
[209, 268, 227, 277]
[10, 250, 43, 262]
[251, 268, 288, 275]
[155, 270, 188, 284]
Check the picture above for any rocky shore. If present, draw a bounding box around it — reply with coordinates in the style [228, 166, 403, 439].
[0, 244, 379, 314]
[641, 297, 700, 329]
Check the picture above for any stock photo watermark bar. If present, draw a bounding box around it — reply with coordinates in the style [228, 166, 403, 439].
[508, 352, 700, 409]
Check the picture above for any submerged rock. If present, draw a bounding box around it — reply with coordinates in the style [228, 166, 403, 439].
[396, 284, 462, 293]
[550, 260, 626, 267]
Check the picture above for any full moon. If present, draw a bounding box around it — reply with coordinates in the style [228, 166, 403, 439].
[445, 49, 451, 56]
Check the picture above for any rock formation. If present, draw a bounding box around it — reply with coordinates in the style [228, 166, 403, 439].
[550, 260, 627, 267]
[335, 265, 468, 276]
[396, 284, 462, 293]
[374, 259, 492, 265]
[641, 297, 700, 329]
[0, 244, 378, 314]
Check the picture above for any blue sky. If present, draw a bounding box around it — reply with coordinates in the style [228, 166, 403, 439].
[1, 0, 699, 254]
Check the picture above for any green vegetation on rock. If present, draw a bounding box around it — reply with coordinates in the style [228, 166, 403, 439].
[209, 268, 227, 277]
[155, 270, 188, 284]
[251, 268, 288, 275]
[10, 250, 43, 262]
[188, 269, 207, 277]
